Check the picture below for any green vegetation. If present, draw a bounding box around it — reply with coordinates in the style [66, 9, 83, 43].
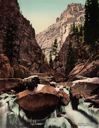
[4, 23, 19, 65]
[84, 0, 99, 46]
[49, 39, 58, 68]
[70, 23, 79, 36]
[70, 23, 84, 43]
[51, 39, 58, 57]
[65, 42, 77, 75]
[49, 51, 53, 68]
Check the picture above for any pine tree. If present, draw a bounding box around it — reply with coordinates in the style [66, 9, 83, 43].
[49, 39, 58, 68]
[4, 23, 19, 64]
[65, 43, 77, 75]
[70, 23, 79, 38]
[52, 39, 58, 56]
[84, 0, 99, 46]
[79, 24, 84, 36]
[49, 51, 53, 68]
[71, 23, 77, 34]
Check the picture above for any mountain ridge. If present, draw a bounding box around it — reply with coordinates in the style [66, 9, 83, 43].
[36, 3, 85, 61]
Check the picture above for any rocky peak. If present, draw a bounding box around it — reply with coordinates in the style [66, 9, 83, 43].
[67, 3, 83, 13]
[36, 3, 84, 61]
[61, 3, 84, 23]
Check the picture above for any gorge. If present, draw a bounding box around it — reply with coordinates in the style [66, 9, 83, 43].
[0, 0, 99, 128]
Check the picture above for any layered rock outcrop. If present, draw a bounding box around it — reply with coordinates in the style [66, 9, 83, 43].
[68, 60, 99, 80]
[0, 54, 13, 78]
[0, 0, 46, 76]
[36, 3, 84, 61]
[71, 77, 99, 108]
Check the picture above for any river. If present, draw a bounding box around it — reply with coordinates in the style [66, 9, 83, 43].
[0, 93, 99, 128]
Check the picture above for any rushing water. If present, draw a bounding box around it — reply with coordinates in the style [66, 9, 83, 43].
[0, 102, 8, 128]
[0, 93, 99, 128]
[0, 93, 35, 128]
[64, 101, 99, 128]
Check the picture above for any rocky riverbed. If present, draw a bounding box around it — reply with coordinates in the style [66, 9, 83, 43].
[0, 90, 99, 128]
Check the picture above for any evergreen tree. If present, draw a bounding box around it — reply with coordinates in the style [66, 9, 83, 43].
[65, 44, 76, 75]
[4, 23, 19, 64]
[71, 23, 77, 34]
[70, 23, 79, 38]
[49, 51, 53, 68]
[52, 39, 58, 57]
[79, 24, 84, 36]
[49, 39, 58, 68]
[71, 23, 76, 33]
[84, 0, 99, 46]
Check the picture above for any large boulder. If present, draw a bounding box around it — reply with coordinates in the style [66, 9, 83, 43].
[68, 60, 99, 80]
[71, 77, 99, 108]
[16, 84, 69, 119]
[35, 84, 70, 106]
[17, 93, 62, 119]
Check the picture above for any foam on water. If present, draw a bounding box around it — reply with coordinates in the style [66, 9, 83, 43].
[0, 92, 99, 128]
[0, 101, 8, 128]
[64, 100, 99, 128]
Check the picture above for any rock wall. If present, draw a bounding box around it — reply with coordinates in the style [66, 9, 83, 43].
[0, 0, 47, 76]
[53, 31, 90, 78]
[53, 31, 99, 79]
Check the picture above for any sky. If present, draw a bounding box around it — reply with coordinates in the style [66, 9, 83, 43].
[18, 0, 85, 34]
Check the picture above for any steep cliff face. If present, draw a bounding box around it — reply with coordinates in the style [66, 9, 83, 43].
[0, 0, 46, 76]
[53, 32, 99, 79]
[36, 3, 84, 61]
[53, 34, 81, 76]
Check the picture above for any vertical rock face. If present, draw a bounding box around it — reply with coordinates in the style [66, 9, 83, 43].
[53, 35, 77, 76]
[53, 33, 88, 77]
[53, 33, 99, 79]
[36, 3, 84, 61]
[0, 0, 46, 75]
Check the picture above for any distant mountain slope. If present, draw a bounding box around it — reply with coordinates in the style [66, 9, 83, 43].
[36, 3, 85, 61]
